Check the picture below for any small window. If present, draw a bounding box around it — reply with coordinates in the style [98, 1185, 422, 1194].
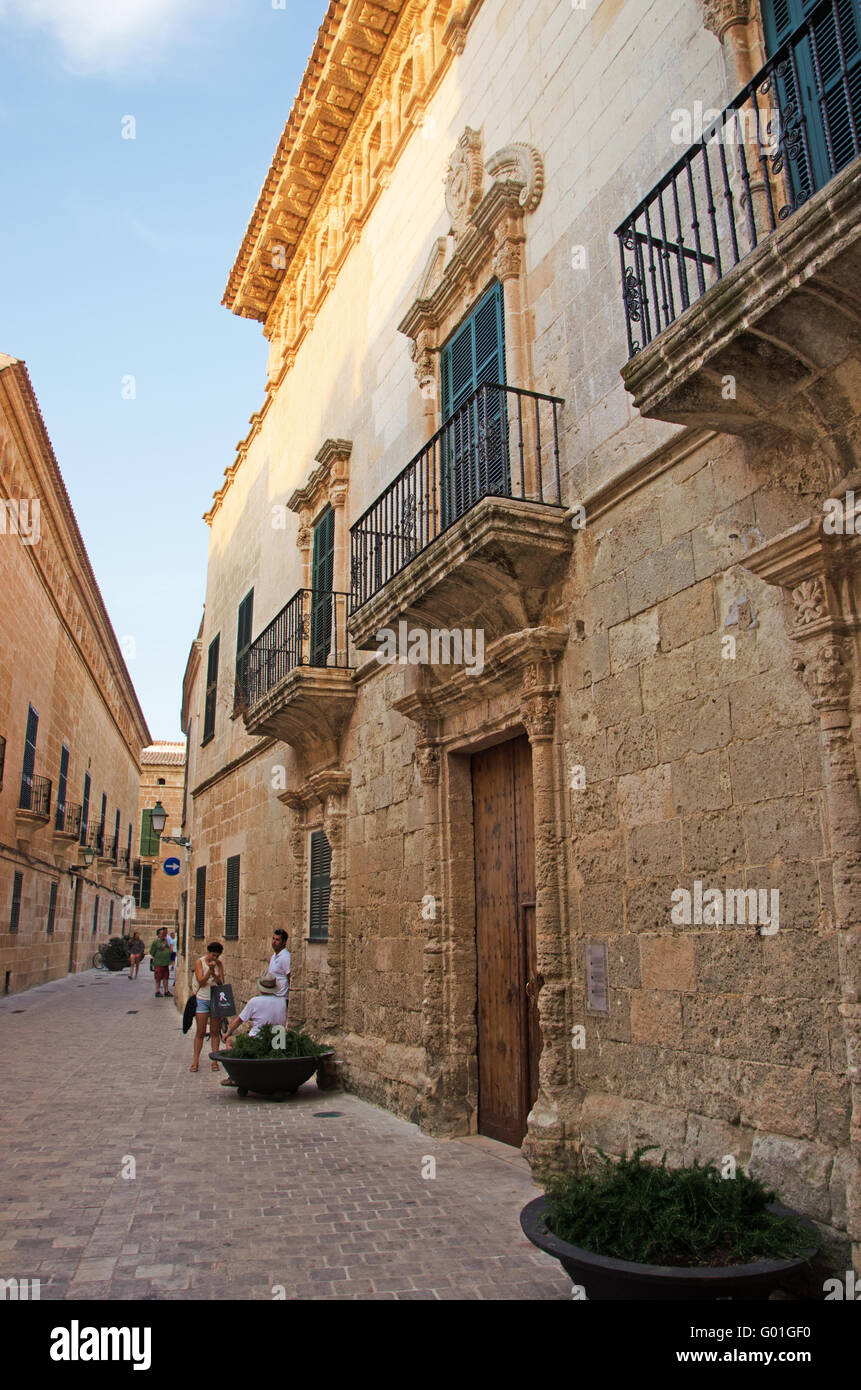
[92, 897, 99, 935]
[10, 872, 23, 933]
[309, 830, 332, 942]
[157, 777, 165, 785]
[47, 882, 58, 935]
[194, 866, 207, 938]
[140, 809, 161, 858]
[202, 634, 220, 745]
[225, 855, 240, 940]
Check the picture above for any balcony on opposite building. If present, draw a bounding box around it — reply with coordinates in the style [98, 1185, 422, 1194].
[616, 0, 861, 463]
[348, 383, 571, 652]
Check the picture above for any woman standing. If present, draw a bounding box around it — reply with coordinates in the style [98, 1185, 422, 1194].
[128, 932, 145, 979]
[190, 942, 225, 1073]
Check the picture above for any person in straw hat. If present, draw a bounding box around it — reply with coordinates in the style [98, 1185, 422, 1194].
[220, 973, 287, 1086]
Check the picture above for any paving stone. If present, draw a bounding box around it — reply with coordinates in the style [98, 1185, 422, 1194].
[0, 971, 570, 1301]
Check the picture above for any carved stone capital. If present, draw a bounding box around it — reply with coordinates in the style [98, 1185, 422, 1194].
[296, 524, 312, 553]
[521, 689, 558, 743]
[702, 0, 751, 40]
[445, 127, 484, 242]
[793, 638, 854, 713]
[410, 330, 437, 391]
[415, 743, 441, 785]
[492, 222, 525, 282]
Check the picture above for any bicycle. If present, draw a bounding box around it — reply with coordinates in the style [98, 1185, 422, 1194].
[92, 945, 110, 970]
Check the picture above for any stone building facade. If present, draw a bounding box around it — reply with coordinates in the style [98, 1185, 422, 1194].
[181, 0, 861, 1269]
[132, 743, 187, 945]
[0, 354, 149, 993]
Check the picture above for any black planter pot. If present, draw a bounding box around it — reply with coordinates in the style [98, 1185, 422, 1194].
[520, 1196, 818, 1301]
[105, 960, 127, 972]
[210, 1050, 333, 1099]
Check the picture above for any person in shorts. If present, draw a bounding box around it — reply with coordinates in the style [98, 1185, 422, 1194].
[149, 928, 172, 998]
[128, 932, 145, 979]
[219, 974, 286, 1086]
[190, 942, 225, 1073]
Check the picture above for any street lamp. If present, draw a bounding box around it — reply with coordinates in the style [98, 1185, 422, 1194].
[83, 845, 95, 867]
[148, 800, 192, 851]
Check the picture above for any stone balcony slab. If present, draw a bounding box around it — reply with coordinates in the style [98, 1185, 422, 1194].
[348, 495, 573, 653]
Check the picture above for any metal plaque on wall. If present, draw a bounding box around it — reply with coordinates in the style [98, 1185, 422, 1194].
[585, 943, 609, 1015]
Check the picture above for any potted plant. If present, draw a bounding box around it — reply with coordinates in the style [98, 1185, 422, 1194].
[102, 936, 131, 972]
[520, 1147, 818, 1300]
[211, 1025, 333, 1099]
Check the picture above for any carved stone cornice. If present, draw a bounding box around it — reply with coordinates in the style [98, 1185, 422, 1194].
[398, 145, 545, 363]
[288, 439, 352, 522]
[742, 513, 861, 643]
[393, 627, 568, 726]
[279, 767, 351, 816]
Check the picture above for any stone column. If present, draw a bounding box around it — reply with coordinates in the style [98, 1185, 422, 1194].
[414, 718, 453, 1134]
[323, 790, 349, 1036]
[703, 0, 763, 90]
[793, 634, 861, 1270]
[519, 662, 572, 1174]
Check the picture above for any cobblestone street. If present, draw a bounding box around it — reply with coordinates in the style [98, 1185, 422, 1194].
[0, 971, 570, 1301]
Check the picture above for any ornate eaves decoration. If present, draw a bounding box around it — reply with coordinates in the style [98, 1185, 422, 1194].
[280, 767, 351, 817]
[207, 1, 487, 526]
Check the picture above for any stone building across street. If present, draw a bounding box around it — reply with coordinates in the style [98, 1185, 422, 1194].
[179, 0, 861, 1270]
[0, 354, 149, 994]
[132, 742, 187, 944]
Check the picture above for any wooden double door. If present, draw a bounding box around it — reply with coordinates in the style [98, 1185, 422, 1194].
[472, 735, 541, 1147]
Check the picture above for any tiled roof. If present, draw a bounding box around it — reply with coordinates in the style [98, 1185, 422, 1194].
[142, 743, 186, 767]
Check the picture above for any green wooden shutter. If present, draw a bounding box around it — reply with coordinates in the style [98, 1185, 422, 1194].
[203, 634, 220, 743]
[56, 744, 69, 830]
[47, 881, 57, 935]
[140, 809, 160, 857]
[310, 508, 335, 667]
[309, 830, 332, 941]
[92, 897, 99, 934]
[194, 866, 207, 938]
[10, 872, 23, 933]
[234, 590, 254, 710]
[225, 855, 240, 939]
[762, 0, 861, 195]
[440, 281, 507, 526]
[20, 704, 38, 810]
[80, 772, 90, 846]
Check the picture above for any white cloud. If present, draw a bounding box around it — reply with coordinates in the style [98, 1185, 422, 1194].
[0, 0, 228, 73]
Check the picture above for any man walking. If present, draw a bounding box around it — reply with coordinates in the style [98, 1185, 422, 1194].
[149, 927, 172, 998]
[268, 929, 291, 1006]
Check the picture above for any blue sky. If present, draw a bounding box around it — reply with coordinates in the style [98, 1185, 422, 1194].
[0, 0, 329, 740]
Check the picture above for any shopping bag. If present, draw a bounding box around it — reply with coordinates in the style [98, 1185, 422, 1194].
[209, 983, 236, 1019]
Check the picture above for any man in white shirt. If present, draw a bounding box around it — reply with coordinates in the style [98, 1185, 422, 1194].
[268, 929, 291, 1003]
[222, 975, 286, 1061]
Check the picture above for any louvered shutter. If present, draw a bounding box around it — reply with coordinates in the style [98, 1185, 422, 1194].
[194, 866, 207, 938]
[203, 634, 220, 743]
[225, 855, 240, 939]
[309, 830, 332, 941]
[20, 704, 38, 810]
[310, 508, 335, 667]
[81, 773, 91, 846]
[440, 282, 507, 527]
[234, 590, 254, 710]
[56, 744, 69, 830]
[763, 0, 860, 198]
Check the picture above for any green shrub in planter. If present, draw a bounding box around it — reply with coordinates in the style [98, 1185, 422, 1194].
[102, 936, 131, 968]
[544, 1147, 812, 1268]
[228, 1025, 328, 1061]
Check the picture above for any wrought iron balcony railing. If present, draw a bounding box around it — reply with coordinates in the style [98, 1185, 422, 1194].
[118, 847, 130, 872]
[103, 835, 117, 862]
[616, 0, 861, 356]
[239, 589, 353, 713]
[55, 801, 82, 838]
[88, 824, 105, 854]
[350, 382, 564, 611]
[19, 772, 52, 818]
